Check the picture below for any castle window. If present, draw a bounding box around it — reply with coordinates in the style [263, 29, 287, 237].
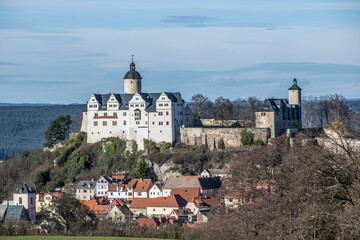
[261, 112, 266, 116]
[136, 121, 140, 125]
[130, 104, 134, 107]
[103, 121, 107, 126]
[112, 121, 117, 126]
[166, 111, 169, 116]
[141, 104, 144, 107]
[109, 104, 112, 107]
[19, 197, 22, 205]
[104, 113, 108, 117]
[159, 121, 163, 125]
[166, 121, 169, 125]
[111, 98, 114, 101]
[162, 97, 165, 100]
[113, 112, 117, 116]
[123, 112, 127, 116]
[136, 98, 139, 100]
[113, 104, 117, 108]
[123, 120, 127, 125]
[95, 113, 98, 116]
[134, 110, 141, 120]
[152, 122, 155, 125]
[159, 103, 163, 107]
[94, 121, 98, 126]
[135, 104, 139, 107]
[158, 112, 163, 116]
[92, 98, 95, 101]
[164, 103, 169, 106]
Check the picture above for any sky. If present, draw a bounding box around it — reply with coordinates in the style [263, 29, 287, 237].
[0, 0, 359, 104]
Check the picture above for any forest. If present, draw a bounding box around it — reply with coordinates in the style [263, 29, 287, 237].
[0, 104, 84, 159]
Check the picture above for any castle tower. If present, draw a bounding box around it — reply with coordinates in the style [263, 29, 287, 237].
[288, 78, 302, 105]
[13, 183, 36, 222]
[123, 60, 142, 94]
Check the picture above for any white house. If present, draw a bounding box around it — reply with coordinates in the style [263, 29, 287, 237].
[107, 184, 129, 200]
[81, 60, 195, 150]
[149, 184, 163, 198]
[96, 176, 113, 197]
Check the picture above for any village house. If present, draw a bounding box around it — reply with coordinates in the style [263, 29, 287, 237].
[149, 184, 163, 198]
[169, 208, 196, 225]
[133, 179, 153, 198]
[105, 199, 133, 223]
[96, 176, 113, 197]
[76, 181, 96, 200]
[108, 183, 128, 200]
[185, 196, 221, 215]
[163, 177, 221, 197]
[200, 169, 229, 178]
[36, 192, 62, 212]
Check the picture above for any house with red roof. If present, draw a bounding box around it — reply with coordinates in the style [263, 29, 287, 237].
[149, 184, 163, 198]
[137, 217, 160, 228]
[169, 208, 196, 225]
[133, 179, 153, 198]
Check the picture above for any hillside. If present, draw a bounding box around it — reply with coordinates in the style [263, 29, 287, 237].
[0, 104, 85, 159]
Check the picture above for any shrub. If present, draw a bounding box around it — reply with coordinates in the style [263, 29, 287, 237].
[131, 141, 138, 153]
[217, 138, 225, 149]
[160, 142, 172, 152]
[240, 129, 254, 145]
[254, 139, 265, 146]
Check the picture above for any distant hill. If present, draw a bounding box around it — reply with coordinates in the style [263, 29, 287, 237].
[0, 103, 57, 106]
[0, 104, 85, 159]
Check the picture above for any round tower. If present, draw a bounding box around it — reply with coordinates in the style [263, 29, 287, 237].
[123, 61, 142, 94]
[288, 78, 302, 105]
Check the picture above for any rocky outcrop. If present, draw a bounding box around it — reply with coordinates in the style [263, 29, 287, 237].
[146, 159, 181, 181]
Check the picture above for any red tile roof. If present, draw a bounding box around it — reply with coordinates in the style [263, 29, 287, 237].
[137, 218, 159, 228]
[134, 179, 152, 192]
[170, 188, 200, 202]
[130, 195, 187, 209]
[111, 175, 126, 180]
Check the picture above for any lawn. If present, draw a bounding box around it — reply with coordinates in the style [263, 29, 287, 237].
[0, 237, 169, 240]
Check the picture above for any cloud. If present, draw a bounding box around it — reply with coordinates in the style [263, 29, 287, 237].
[0, 75, 80, 86]
[0, 61, 16, 65]
[9, 35, 84, 44]
[162, 16, 218, 27]
[18, 51, 109, 58]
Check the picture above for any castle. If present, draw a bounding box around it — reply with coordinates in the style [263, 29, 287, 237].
[255, 78, 302, 138]
[80, 60, 195, 150]
[80, 60, 302, 149]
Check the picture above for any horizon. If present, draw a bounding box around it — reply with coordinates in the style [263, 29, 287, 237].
[0, 0, 359, 104]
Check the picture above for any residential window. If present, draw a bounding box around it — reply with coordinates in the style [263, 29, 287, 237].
[95, 113, 98, 116]
[138, 192, 142, 196]
[166, 121, 169, 125]
[104, 113, 108, 116]
[159, 121, 163, 125]
[162, 97, 165, 100]
[158, 112, 163, 116]
[109, 104, 112, 107]
[112, 121, 117, 126]
[166, 111, 169, 115]
[136, 121, 140, 125]
[159, 103, 163, 106]
[153, 209, 155, 212]
[141, 104, 144, 107]
[84, 190, 87, 193]
[123, 112, 127, 116]
[19, 197, 22, 205]
[130, 104, 134, 107]
[135, 104, 139, 107]
[113, 112, 117, 116]
[123, 120, 127, 125]
[103, 121, 107, 126]
[111, 98, 114, 101]
[164, 103, 169, 106]
[113, 104, 117, 108]
[94, 121, 98, 126]
[261, 112, 266, 116]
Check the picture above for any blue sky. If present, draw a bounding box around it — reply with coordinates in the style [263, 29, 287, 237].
[0, 0, 359, 104]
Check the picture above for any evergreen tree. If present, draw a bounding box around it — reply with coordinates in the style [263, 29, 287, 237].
[44, 115, 72, 148]
[133, 158, 149, 178]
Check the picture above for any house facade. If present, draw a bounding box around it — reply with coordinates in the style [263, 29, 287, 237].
[76, 181, 96, 200]
[81, 61, 195, 150]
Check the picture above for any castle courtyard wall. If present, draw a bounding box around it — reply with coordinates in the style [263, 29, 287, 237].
[180, 127, 271, 150]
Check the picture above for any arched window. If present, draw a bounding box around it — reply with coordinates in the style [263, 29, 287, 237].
[134, 109, 141, 120]
[19, 197, 22, 205]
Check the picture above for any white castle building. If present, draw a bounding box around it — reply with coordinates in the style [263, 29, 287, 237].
[81, 60, 195, 150]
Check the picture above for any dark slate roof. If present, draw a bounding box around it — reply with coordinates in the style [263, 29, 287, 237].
[13, 183, 35, 194]
[90, 92, 181, 112]
[288, 78, 302, 90]
[257, 99, 288, 112]
[123, 61, 142, 79]
[3, 205, 30, 222]
[77, 181, 96, 190]
[198, 177, 222, 190]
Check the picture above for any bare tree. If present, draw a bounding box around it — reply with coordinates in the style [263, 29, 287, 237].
[191, 93, 213, 118]
[212, 97, 233, 126]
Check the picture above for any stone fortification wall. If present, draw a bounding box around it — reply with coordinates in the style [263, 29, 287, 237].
[181, 127, 270, 150]
[200, 119, 253, 127]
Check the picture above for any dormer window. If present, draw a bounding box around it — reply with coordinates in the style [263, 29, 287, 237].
[111, 98, 114, 101]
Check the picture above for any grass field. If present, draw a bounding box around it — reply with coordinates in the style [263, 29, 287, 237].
[0, 237, 169, 240]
